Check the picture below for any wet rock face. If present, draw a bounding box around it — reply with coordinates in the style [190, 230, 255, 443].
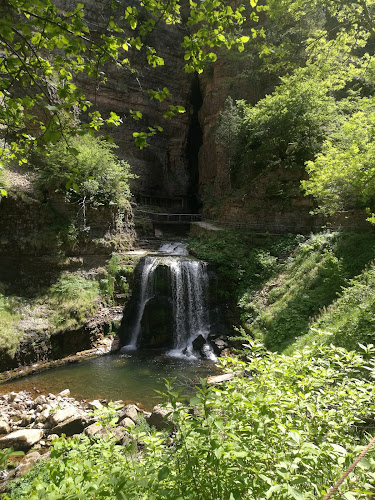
[140, 296, 174, 348]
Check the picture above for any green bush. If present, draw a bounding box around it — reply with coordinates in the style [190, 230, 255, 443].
[35, 135, 134, 209]
[49, 273, 99, 332]
[7, 342, 375, 499]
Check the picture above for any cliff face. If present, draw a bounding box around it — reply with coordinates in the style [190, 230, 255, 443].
[57, 0, 197, 210]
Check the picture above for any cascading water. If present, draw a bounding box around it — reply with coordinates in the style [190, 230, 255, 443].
[122, 242, 215, 359]
[125, 256, 159, 350]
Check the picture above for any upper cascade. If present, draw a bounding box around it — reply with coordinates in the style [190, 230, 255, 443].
[121, 242, 215, 359]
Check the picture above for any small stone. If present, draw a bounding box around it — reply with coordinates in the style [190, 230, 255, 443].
[46, 434, 59, 443]
[34, 396, 46, 406]
[87, 400, 103, 411]
[57, 389, 70, 398]
[0, 421, 10, 435]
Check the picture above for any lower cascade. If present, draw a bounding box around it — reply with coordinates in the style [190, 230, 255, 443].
[121, 242, 215, 359]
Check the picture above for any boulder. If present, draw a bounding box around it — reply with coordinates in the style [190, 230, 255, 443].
[87, 400, 103, 411]
[146, 405, 173, 430]
[0, 429, 44, 451]
[49, 406, 79, 426]
[51, 415, 88, 436]
[118, 404, 138, 423]
[57, 389, 70, 398]
[119, 417, 135, 429]
[15, 451, 41, 477]
[192, 334, 206, 352]
[95, 426, 128, 444]
[210, 337, 229, 356]
[84, 423, 103, 437]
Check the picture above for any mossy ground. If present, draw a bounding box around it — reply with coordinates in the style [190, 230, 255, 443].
[189, 229, 375, 353]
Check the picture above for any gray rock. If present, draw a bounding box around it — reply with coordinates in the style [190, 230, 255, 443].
[192, 334, 206, 352]
[46, 434, 59, 443]
[33, 396, 46, 406]
[49, 406, 79, 426]
[0, 429, 44, 451]
[146, 405, 173, 430]
[51, 415, 88, 436]
[118, 404, 138, 422]
[58, 389, 70, 398]
[96, 426, 128, 444]
[87, 400, 103, 411]
[0, 420, 10, 435]
[84, 423, 103, 437]
[119, 417, 135, 429]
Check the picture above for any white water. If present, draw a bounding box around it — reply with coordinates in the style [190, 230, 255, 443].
[123, 256, 159, 350]
[158, 241, 189, 255]
[122, 242, 214, 359]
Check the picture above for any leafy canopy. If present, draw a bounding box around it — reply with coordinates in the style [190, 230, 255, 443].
[0, 0, 265, 169]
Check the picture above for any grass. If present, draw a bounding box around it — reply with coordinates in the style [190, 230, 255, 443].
[288, 261, 375, 353]
[48, 273, 100, 333]
[190, 229, 375, 353]
[0, 273, 101, 361]
[0, 287, 22, 357]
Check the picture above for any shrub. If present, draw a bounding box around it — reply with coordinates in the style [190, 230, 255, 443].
[35, 135, 134, 209]
[7, 342, 375, 499]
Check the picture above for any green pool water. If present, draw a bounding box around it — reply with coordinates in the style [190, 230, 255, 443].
[0, 352, 219, 410]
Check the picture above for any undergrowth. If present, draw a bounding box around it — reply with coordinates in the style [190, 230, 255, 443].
[0, 285, 21, 357]
[190, 229, 375, 353]
[48, 273, 99, 332]
[5, 342, 375, 499]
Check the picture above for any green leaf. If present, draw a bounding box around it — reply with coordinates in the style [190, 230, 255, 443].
[287, 485, 305, 500]
[158, 466, 170, 481]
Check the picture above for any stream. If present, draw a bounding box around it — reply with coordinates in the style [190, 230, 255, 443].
[0, 241, 221, 409]
[0, 351, 218, 410]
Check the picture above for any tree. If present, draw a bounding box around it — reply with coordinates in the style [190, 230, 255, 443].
[0, 0, 267, 198]
[302, 101, 375, 219]
[215, 96, 242, 185]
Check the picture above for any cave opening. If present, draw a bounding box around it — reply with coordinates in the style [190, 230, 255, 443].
[186, 74, 203, 213]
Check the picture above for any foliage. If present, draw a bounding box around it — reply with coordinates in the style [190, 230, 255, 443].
[303, 99, 375, 219]
[291, 260, 375, 353]
[7, 342, 375, 499]
[0, 0, 265, 165]
[189, 229, 301, 301]
[191, 229, 375, 353]
[233, 71, 336, 183]
[36, 135, 134, 210]
[0, 284, 22, 357]
[215, 96, 243, 181]
[48, 273, 99, 332]
[240, 232, 375, 352]
[99, 253, 135, 302]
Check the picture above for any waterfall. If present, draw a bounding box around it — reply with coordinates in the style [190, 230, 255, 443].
[122, 242, 214, 358]
[125, 256, 159, 350]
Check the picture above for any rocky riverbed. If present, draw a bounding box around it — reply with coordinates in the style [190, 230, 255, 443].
[0, 389, 171, 493]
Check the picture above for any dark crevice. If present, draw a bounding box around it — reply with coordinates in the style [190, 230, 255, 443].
[186, 73, 203, 213]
